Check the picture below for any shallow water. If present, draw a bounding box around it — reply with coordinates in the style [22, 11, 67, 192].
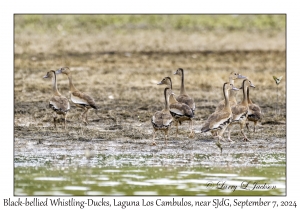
[14, 153, 286, 196]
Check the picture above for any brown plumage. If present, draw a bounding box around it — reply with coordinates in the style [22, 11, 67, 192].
[157, 76, 172, 89]
[215, 72, 247, 112]
[169, 90, 194, 138]
[151, 87, 173, 145]
[173, 68, 195, 115]
[43, 70, 70, 129]
[55, 67, 98, 125]
[227, 79, 255, 142]
[246, 86, 262, 132]
[201, 83, 239, 143]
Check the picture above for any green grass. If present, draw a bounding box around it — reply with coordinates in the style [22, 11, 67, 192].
[14, 14, 286, 34]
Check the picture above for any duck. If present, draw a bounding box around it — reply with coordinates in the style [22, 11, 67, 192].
[245, 85, 262, 132]
[201, 83, 239, 143]
[151, 87, 173, 145]
[227, 79, 255, 142]
[55, 67, 98, 125]
[215, 72, 247, 112]
[43, 70, 70, 129]
[173, 68, 195, 115]
[157, 76, 191, 137]
[168, 90, 194, 138]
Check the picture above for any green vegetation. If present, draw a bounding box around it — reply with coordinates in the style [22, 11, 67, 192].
[15, 14, 286, 34]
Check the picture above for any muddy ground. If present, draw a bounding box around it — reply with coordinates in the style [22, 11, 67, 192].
[14, 28, 286, 166]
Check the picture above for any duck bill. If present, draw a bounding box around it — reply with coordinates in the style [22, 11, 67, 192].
[157, 81, 162, 85]
[55, 69, 62, 74]
[237, 74, 247, 79]
[232, 86, 240, 91]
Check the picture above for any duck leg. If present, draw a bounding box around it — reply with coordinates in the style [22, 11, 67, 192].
[253, 121, 257, 132]
[85, 108, 90, 123]
[215, 134, 223, 144]
[152, 130, 157, 145]
[218, 125, 228, 142]
[240, 122, 250, 141]
[164, 130, 168, 145]
[246, 122, 250, 131]
[214, 131, 220, 143]
[64, 113, 68, 129]
[227, 124, 234, 142]
[175, 121, 179, 137]
[215, 139, 223, 153]
[53, 113, 57, 128]
[81, 108, 89, 125]
[188, 120, 195, 138]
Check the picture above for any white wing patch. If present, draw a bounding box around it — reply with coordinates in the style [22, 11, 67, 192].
[49, 101, 59, 109]
[232, 113, 244, 121]
[71, 94, 89, 105]
[210, 117, 229, 130]
[170, 108, 184, 116]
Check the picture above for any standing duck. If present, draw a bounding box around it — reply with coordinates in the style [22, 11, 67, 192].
[157, 76, 189, 137]
[246, 86, 262, 132]
[43, 70, 70, 129]
[227, 79, 255, 141]
[215, 72, 247, 112]
[55, 67, 98, 125]
[168, 91, 194, 138]
[151, 87, 173, 145]
[173, 68, 195, 115]
[201, 83, 239, 143]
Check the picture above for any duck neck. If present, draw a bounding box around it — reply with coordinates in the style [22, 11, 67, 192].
[67, 74, 77, 92]
[179, 70, 186, 95]
[164, 88, 170, 111]
[52, 72, 60, 96]
[223, 84, 231, 112]
[241, 80, 248, 106]
[247, 87, 253, 104]
[228, 90, 237, 103]
[168, 78, 173, 90]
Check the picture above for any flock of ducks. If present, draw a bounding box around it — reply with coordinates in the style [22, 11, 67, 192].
[152, 68, 262, 145]
[43, 67, 262, 146]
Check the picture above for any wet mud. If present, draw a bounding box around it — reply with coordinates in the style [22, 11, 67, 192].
[14, 49, 286, 168]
